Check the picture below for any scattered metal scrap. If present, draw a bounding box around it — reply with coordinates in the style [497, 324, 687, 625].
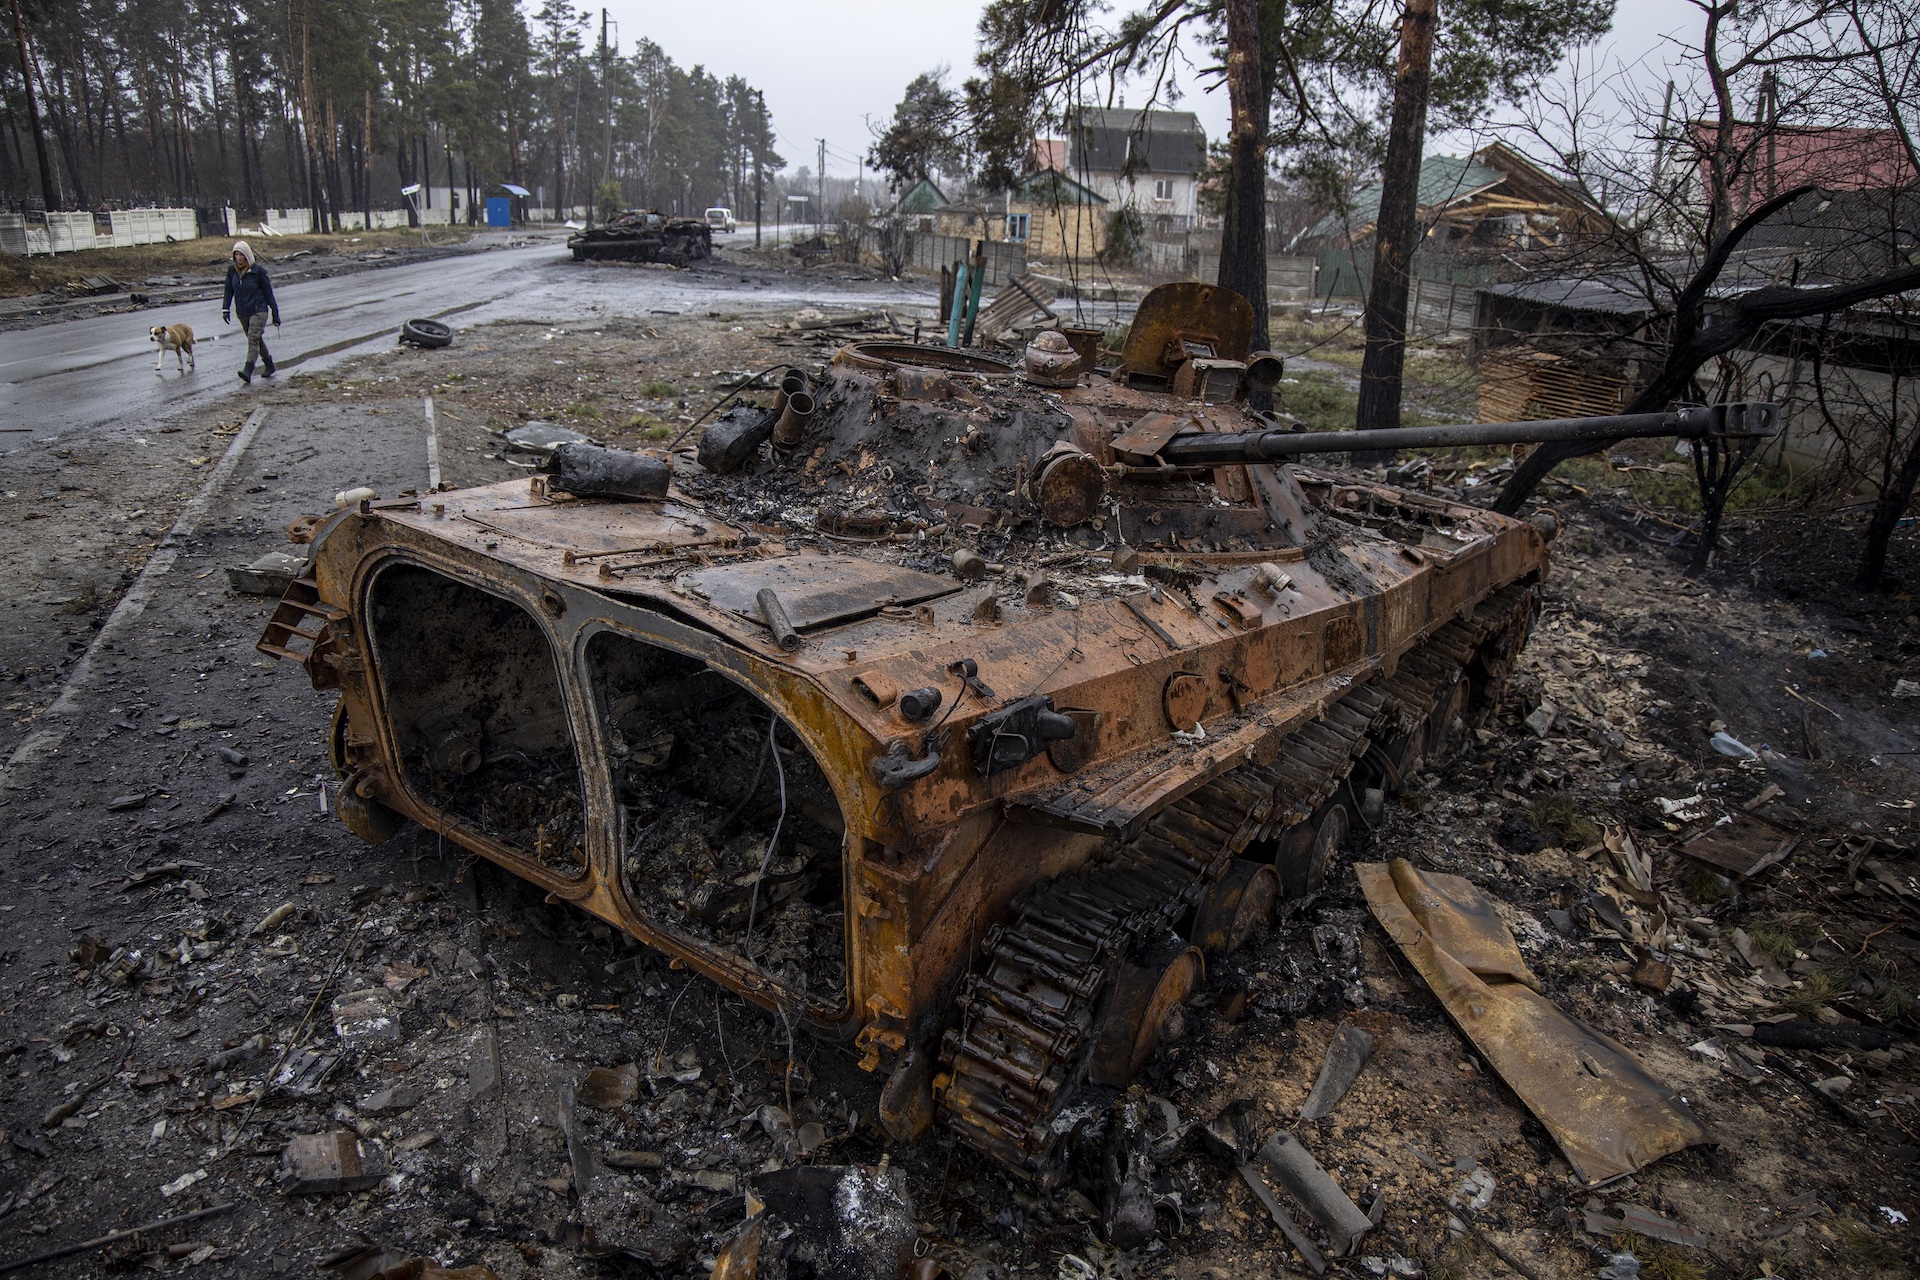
[1299, 1020, 1373, 1120]
[0, 1202, 237, 1276]
[1357, 858, 1711, 1185]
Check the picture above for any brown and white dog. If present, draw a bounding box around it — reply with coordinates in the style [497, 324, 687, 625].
[150, 323, 196, 373]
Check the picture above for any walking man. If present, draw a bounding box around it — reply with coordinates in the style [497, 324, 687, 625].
[222, 241, 281, 384]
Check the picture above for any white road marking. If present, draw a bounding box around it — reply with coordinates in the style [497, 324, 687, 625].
[424, 395, 441, 490]
[0, 407, 270, 789]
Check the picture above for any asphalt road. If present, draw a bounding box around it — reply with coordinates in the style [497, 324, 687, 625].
[0, 240, 936, 449]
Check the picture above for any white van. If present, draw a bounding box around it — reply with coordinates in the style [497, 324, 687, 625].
[704, 208, 736, 233]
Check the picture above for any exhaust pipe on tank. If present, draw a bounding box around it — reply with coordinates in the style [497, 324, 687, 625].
[1244, 350, 1285, 394]
[772, 368, 808, 407]
[772, 386, 816, 448]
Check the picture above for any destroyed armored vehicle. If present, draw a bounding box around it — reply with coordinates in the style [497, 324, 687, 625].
[567, 209, 713, 265]
[260, 284, 1776, 1180]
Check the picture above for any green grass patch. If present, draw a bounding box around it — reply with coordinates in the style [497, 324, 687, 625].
[565, 400, 603, 420]
[638, 380, 676, 398]
[1833, 1216, 1903, 1267]
[1780, 967, 1844, 1016]
[627, 412, 671, 440]
[1529, 793, 1601, 849]
[1278, 370, 1359, 432]
[1613, 1234, 1707, 1280]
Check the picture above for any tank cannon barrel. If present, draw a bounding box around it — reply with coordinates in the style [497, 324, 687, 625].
[1156, 402, 1781, 467]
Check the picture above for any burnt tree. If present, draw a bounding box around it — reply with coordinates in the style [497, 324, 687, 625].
[1219, 0, 1273, 406]
[1352, 0, 1437, 456]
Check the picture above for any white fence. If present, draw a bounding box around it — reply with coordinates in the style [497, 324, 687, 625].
[0, 202, 496, 257]
[261, 208, 314, 236]
[1, 206, 201, 255]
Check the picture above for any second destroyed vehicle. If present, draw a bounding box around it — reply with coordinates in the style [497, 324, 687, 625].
[567, 208, 713, 265]
[261, 284, 1776, 1181]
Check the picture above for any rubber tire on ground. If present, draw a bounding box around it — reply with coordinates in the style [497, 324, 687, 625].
[399, 317, 453, 349]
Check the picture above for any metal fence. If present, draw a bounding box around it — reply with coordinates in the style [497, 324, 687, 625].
[1186, 251, 1319, 304]
[903, 232, 1028, 287]
[1314, 248, 1499, 338]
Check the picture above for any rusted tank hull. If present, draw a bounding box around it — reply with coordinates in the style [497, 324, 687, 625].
[261, 283, 1569, 1180]
[268, 478, 1543, 1062]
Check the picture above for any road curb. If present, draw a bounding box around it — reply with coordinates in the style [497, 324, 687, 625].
[0, 406, 271, 791]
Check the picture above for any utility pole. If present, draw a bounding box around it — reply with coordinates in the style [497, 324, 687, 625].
[592, 8, 613, 228]
[1353, 0, 1439, 459]
[9, 0, 57, 211]
[817, 138, 826, 238]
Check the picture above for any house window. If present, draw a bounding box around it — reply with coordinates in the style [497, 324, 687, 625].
[1153, 179, 1175, 201]
[1006, 213, 1031, 242]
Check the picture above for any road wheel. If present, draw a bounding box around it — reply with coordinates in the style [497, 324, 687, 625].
[1427, 677, 1469, 758]
[337, 770, 405, 844]
[1189, 858, 1278, 954]
[1275, 798, 1351, 900]
[1088, 935, 1204, 1088]
[399, 318, 453, 349]
[1375, 720, 1428, 790]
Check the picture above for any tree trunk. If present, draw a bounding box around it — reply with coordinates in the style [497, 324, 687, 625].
[43, 59, 89, 209]
[1354, 0, 1439, 460]
[109, 82, 134, 204]
[363, 89, 373, 230]
[1858, 379, 1920, 590]
[1218, 0, 1272, 407]
[9, 0, 59, 209]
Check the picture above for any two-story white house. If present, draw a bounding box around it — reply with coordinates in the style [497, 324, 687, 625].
[1060, 107, 1207, 233]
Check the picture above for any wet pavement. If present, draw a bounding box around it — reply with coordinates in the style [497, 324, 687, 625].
[0, 243, 936, 449]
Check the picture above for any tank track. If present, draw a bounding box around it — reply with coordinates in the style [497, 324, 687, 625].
[935, 583, 1535, 1179]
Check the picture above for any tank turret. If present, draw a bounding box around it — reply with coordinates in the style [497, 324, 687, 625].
[259, 283, 1776, 1181]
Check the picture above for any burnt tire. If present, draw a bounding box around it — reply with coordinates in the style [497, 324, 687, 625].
[399, 317, 453, 349]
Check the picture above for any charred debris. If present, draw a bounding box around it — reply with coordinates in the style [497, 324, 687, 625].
[226, 280, 1897, 1276]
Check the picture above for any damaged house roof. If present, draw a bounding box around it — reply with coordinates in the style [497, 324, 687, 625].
[1481, 185, 1920, 320]
[1301, 145, 1608, 250]
[1065, 106, 1207, 176]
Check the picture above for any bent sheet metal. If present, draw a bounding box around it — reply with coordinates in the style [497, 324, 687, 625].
[1356, 858, 1709, 1185]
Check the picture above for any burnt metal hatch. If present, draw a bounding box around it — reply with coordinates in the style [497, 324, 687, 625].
[676, 555, 961, 630]
[462, 500, 719, 555]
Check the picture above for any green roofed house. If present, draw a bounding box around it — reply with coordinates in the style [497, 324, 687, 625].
[893, 178, 949, 232]
[1296, 144, 1607, 253]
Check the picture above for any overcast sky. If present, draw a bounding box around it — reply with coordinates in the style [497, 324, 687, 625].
[597, 0, 1706, 182]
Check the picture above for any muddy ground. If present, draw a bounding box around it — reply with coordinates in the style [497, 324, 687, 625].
[1, 274, 1917, 1280]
